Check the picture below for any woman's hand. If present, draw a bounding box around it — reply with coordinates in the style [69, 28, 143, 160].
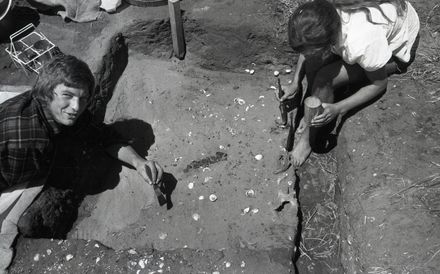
[135, 159, 163, 185]
[311, 102, 340, 127]
[276, 82, 299, 102]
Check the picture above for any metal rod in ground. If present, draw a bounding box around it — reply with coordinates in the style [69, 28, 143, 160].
[168, 0, 186, 59]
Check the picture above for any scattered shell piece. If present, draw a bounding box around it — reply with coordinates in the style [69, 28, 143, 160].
[66, 254, 74, 261]
[249, 69, 255, 75]
[269, 85, 277, 90]
[33, 254, 40, 261]
[241, 207, 250, 215]
[245, 69, 250, 73]
[273, 70, 280, 76]
[139, 259, 145, 269]
[202, 167, 211, 172]
[46, 249, 52, 256]
[159, 232, 168, 240]
[245, 189, 255, 198]
[94, 244, 100, 248]
[285, 68, 292, 73]
[287, 180, 293, 186]
[251, 208, 259, 214]
[96, 257, 101, 263]
[258, 95, 265, 99]
[159, 262, 164, 268]
[128, 249, 137, 255]
[225, 262, 231, 268]
[192, 213, 200, 221]
[199, 195, 205, 200]
[209, 194, 218, 202]
[188, 182, 194, 189]
[160, 257, 164, 261]
[213, 272, 220, 274]
[219, 145, 225, 149]
[234, 98, 246, 105]
[158, 270, 163, 273]
[288, 80, 293, 84]
[254, 154, 263, 161]
[241, 261, 246, 267]
[204, 177, 213, 183]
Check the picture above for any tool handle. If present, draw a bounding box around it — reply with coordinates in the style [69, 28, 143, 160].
[277, 78, 284, 98]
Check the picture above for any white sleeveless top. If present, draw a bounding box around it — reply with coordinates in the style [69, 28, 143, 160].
[331, 2, 420, 71]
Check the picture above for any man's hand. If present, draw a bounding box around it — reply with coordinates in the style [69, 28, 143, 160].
[135, 159, 163, 185]
[311, 102, 340, 127]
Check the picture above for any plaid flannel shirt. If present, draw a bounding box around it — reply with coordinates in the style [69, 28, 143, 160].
[0, 91, 124, 192]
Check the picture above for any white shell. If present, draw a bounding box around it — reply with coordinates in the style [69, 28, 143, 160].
[241, 207, 250, 215]
[66, 254, 74, 261]
[188, 182, 194, 189]
[128, 249, 137, 254]
[251, 208, 259, 214]
[209, 194, 218, 202]
[273, 70, 280, 76]
[225, 262, 231, 268]
[192, 213, 200, 221]
[199, 195, 205, 200]
[254, 154, 263, 161]
[249, 69, 255, 75]
[139, 259, 145, 269]
[245, 69, 250, 73]
[245, 189, 255, 197]
[159, 232, 168, 240]
[285, 68, 292, 73]
[33, 254, 40, 261]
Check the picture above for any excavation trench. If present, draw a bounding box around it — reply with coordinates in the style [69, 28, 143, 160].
[10, 18, 345, 273]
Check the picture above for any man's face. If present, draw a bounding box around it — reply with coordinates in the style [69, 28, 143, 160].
[49, 83, 89, 126]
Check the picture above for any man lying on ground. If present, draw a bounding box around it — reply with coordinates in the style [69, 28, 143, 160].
[0, 55, 163, 272]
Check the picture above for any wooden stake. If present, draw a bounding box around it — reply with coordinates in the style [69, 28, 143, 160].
[168, 0, 186, 59]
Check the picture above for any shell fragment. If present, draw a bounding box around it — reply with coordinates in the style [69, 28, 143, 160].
[254, 154, 263, 161]
[273, 70, 280, 76]
[245, 189, 255, 198]
[192, 213, 200, 221]
[209, 194, 218, 202]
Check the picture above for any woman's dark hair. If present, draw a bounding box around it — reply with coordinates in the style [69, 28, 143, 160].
[32, 55, 95, 105]
[288, 0, 341, 55]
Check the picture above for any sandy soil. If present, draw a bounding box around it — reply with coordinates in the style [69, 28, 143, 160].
[0, 0, 439, 273]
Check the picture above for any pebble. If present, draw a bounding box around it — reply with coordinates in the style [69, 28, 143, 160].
[66, 254, 74, 261]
